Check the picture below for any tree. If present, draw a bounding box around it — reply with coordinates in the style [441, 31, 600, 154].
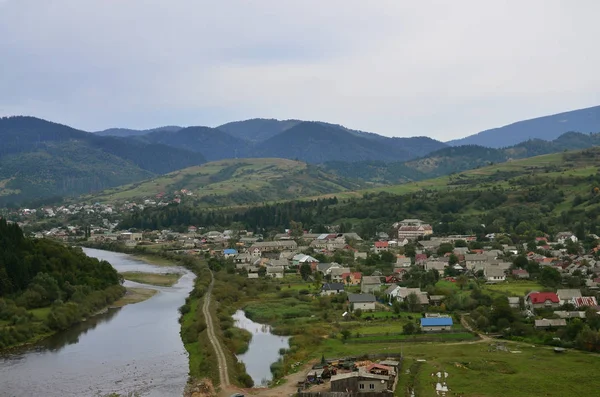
[289, 220, 304, 239]
[539, 266, 561, 288]
[314, 271, 323, 291]
[300, 263, 312, 281]
[380, 250, 395, 264]
[340, 329, 351, 342]
[448, 254, 459, 266]
[403, 322, 416, 335]
[456, 275, 468, 290]
[406, 293, 421, 313]
[513, 255, 528, 269]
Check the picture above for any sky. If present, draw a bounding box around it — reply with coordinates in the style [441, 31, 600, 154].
[0, 0, 599, 141]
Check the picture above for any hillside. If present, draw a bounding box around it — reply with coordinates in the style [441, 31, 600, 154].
[323, 131, 600, 183]
[448, 104, 600, 148]
[217, 118, 302, 142]
[118, 147, 600, 239]
[138, 120, 447, 163]
[85, 158, 365, 207]
[0, 117, 206, 204]
[95, 126, 182, 137]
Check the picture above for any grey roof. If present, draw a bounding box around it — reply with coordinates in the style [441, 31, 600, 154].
[535, 318, 567, 327]
[484, 266, 506, 277]
[425, 261, 446, 271]
[322, 282, 345, 291]
[557, 289, 582, 300]
[362, 276, 382, 285]
[348, 293, 376, 303]
[465, 254, 488, 261]
[317, 262, 334, 272]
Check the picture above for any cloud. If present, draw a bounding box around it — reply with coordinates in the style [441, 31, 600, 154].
[0, 0, 599, 139]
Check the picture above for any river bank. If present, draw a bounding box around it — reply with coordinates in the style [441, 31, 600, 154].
[0, 248, 195, 396]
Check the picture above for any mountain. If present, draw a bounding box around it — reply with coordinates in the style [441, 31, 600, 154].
[140, 126, 249, 161]
[322, 131, 600, 184]
[217, 118, 302, 142]
[95, 126, 182, 137]
[448, 105, 600, 148]
[140, 121, 447, 164]
[86, 158, 366, 207]
[0, 116, 205, 204]
[254, 122, 412, 163]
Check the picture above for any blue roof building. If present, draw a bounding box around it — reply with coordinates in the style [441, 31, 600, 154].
[420, 317, 453, 331]
[223, 248, 238, 256]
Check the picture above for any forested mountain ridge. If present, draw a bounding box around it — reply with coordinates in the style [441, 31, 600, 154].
[0, 219, 124, 348]
[0, 116, 206, 205]
[322, 131, 600, 183]
[95, 125, 183, 137]
[448, 104, 600, 148]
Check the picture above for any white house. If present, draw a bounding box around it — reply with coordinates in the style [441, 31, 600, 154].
[484, 266, 506, 283]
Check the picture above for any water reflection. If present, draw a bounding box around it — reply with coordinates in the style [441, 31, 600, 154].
[0, 249, 194, 397]
[233, 310, 290, 386]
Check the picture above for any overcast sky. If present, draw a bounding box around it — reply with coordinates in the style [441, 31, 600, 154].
[1, 0, 599, 140]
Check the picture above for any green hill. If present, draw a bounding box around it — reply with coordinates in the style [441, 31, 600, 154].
[0, 116, 206, 205]
[86, 158, 366, 207]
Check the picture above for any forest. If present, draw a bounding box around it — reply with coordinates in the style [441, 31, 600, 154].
[0, 219, 124, 349]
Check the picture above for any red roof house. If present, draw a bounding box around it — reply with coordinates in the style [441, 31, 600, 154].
[526, 292, 560, 309]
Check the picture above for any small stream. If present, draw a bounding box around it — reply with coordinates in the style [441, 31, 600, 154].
[232, 310, 290, 386]
[0, 248, 194, 397]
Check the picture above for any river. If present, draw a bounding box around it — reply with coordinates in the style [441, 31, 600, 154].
[232, 310, 290, 387]
[0, 248, 194, 397]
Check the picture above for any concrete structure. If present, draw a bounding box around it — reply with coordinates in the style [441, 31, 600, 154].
[321, 282, 345, 296]
[348, 293, 377, 311]
[330, 371, 392, 393]
[361, 276, 382, 293]
[397, 219, 433, 241]
[535, 318, 567, 328]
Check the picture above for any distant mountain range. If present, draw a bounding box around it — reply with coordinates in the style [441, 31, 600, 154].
[0, 117, 205, 205]
[2, 104, 600, 205]
[323, 131, 600, 184]
[448, 105, 600, 147]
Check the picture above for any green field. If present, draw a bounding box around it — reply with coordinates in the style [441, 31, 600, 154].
[319, 340, 600, 397]
[485, 281, 544, 296]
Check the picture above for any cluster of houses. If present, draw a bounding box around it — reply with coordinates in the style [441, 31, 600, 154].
[524, 289, 598, 329]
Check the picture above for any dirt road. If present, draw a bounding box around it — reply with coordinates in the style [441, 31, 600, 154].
[203, 272, 231, 387]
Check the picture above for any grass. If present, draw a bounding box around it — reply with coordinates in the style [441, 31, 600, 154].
[120, 271, 181, 286]
[28, 307, 51, 321]
[111, 287, 157, 307]
[132, 253, 179, 267]
[320, 339, 600, 397]
[485, 281, 544, 296]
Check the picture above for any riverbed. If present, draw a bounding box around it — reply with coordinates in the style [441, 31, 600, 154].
[0, 248, 194, 397]
[232, 310, 290, 387]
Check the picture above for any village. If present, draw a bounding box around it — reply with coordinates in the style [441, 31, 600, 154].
[11, 212, 600, 396]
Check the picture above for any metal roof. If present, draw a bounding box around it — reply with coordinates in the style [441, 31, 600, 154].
[420, 317, 453, 327]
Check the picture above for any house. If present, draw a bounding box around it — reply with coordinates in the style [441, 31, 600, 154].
[373, 241, 389, 253]
[292, 254, 319, 271]
[366, 363, 394, 377]
[534, 318, 567, 329]
[418, 240, 442, 251]
[464, 254, 488, 270]
[397, 219, 433, 241]
[384, 285, 402, 300]
[235, 253, 253, 264]
[508, 297, 521, 309]
[556, 232, 578, 245]
[249, 240, 298, 254]
[361, 276, 382, 293]
[266, 266, 285, 279]
[572, 296, 597, 308]
[340, 271, 362, 285]
[330, 371, 392, 393]
[321, 282, 345, 296]
[223, 248, 238, 258]
[330, 267, 352, 282]
[556, 289, 582, 305]
[429, 295, 446, 306]
[425, 260, 446, 276]
[512, 269, 530, 279]
[420, 317, 453, 332]
[395, 256, 412, 268]
[415, 253, 428, 265]
[348, 293, 377, 311]
[385, 274, 403, 284]
[554, 311, 587, 319]
[395, 287, 429, 305]
[484, 266, 506, 283]
[526, 292, 560, 309]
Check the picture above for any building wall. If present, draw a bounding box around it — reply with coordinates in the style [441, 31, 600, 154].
[358, 380, 388, 393]
[421, 325, 451, 332]
[353, 302, 376, 311]
[361, 284, 381, 293]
